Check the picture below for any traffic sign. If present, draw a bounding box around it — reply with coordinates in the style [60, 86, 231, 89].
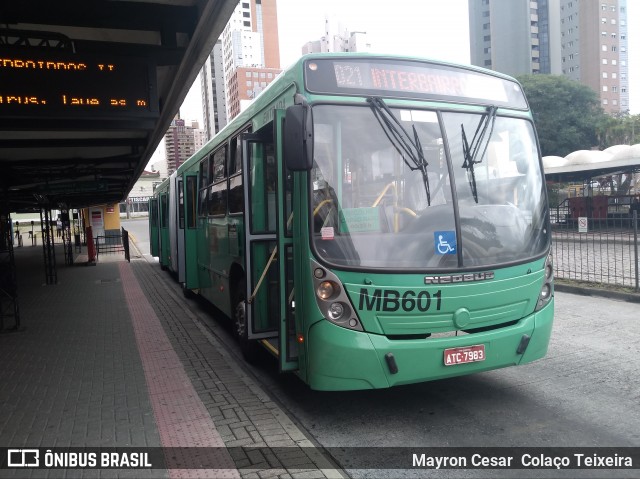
[578, 217, 588, 233]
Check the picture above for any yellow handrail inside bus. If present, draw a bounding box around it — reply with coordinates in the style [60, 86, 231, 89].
[372, 181, 397, 207]
[313, 199, 333, 216]
[372, 181, 418, 232]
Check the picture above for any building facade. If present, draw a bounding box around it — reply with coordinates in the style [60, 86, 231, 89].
[226, 66, 282, 120]
[560, 0, 629, 113]
[201, 0, 281, 137]
[468, 0, 629, 114]
[119, 170, 163, 217]
[468, 0, 561, 76]
[301, 18, 371, 55]
[164, 116, 205, 175]
[201, 40, 227, 139]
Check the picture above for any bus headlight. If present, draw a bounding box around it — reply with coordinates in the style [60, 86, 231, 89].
[535, 254, 554, 311]
[311, 260, 363, 331]
[539, 283, 551, 300]
[545, 255, 553, 280]
[327, 302, 346, 320]
[317, 281, 337, 300]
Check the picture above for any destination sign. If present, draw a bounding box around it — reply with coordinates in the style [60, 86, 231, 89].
[305, 58, 528, 109]
[0, 49, 158, 119]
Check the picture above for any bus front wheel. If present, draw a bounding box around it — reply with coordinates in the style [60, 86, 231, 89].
[233, 280, 260, 363]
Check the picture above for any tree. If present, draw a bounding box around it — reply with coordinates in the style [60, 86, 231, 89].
[517, 75, 605, 157]
[595, 112, 640, 148]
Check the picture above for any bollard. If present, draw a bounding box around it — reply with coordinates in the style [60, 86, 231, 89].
[86, 225, 96, 264]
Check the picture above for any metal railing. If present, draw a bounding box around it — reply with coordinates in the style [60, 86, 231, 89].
[94, 227, 130, 262]
[551, 211, 639, 292]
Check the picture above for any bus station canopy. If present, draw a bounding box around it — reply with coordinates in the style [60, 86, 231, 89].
[543, 144, 640, 183]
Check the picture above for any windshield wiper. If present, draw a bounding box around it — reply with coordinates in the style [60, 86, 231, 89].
[367, 97, 431, 206]
[461, 106, 497, 203]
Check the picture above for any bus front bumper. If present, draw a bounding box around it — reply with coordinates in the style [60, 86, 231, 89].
[306, 298, 554, 391]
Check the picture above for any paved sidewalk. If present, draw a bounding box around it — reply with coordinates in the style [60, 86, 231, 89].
[0, 243, 344, 478]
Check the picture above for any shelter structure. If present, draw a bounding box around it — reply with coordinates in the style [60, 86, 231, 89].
[543, 144, 640, 222]
[544, 144, 640, 184]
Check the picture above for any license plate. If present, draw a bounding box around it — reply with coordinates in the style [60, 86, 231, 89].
[444, 344, 486, 366]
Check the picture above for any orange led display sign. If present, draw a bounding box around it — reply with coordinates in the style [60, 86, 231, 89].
[305, 58, 528, 110]
[0, 50, 158, 119]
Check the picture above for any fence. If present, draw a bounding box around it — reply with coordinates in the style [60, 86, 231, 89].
[551, 212, 639, 292]
[95, 227, 130, 262]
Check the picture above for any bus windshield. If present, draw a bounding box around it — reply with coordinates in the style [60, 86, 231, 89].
[310, 104, 549, 269]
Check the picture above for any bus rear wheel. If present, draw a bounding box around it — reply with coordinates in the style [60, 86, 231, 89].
[233, 281, 260, 363]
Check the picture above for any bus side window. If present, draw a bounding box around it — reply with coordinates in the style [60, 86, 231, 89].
[186, 176, 197, 229]
[160, 193, 168, 228]
[150, 199, 158, 226]
[198, 157, 209, 216]
[209, 146, 227, 216]
[229, 132, 246, 214]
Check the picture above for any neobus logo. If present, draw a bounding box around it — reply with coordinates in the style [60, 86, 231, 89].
[424, 271, 495, 284]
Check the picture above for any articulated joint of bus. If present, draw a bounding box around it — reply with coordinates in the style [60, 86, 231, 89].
[311, 260, 363, 331]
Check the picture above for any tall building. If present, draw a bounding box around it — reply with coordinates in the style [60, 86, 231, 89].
[201, 40, 227, 139]
[164, 116, 205, 175]
[302, 18, 371, 55]
[560, 0, 629, 114]
[226, 66, 282, 120]
[468, 0, 561, 76]
[468, 0, 629, 115]
[200, 0, 281, 137]
[193, 125, 207, 152]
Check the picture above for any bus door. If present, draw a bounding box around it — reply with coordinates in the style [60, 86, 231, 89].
[159, 192, 170, 269]
[242, 112, 298, 371]
[148, 198, 159, 257]
[170, 174, 185, 280]
[183, 173, 199, 291]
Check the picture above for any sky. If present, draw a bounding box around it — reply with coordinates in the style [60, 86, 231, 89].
[178, 0, 472, 127]
[157, 0, 638, 168]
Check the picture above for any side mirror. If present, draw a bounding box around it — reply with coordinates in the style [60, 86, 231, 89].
[284, 105, 313, 171]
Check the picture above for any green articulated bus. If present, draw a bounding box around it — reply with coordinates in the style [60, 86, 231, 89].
[149, 53, 554, 391]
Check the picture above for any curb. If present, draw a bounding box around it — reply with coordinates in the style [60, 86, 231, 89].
[554, 283, 640, 303]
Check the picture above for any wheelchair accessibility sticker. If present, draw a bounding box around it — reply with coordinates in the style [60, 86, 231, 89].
[435, 231, 457, 255]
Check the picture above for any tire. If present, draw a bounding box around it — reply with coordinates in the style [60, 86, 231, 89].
[233, 280, 260, 363]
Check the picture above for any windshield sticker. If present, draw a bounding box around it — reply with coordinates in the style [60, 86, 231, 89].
[400, 110, 438, 123]
[435, 231, 457, 254]
[339, 207, 381, 233]
[321, 226, 335, 240]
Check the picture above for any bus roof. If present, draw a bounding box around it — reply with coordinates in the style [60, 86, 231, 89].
[175, 52, 526, 175]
